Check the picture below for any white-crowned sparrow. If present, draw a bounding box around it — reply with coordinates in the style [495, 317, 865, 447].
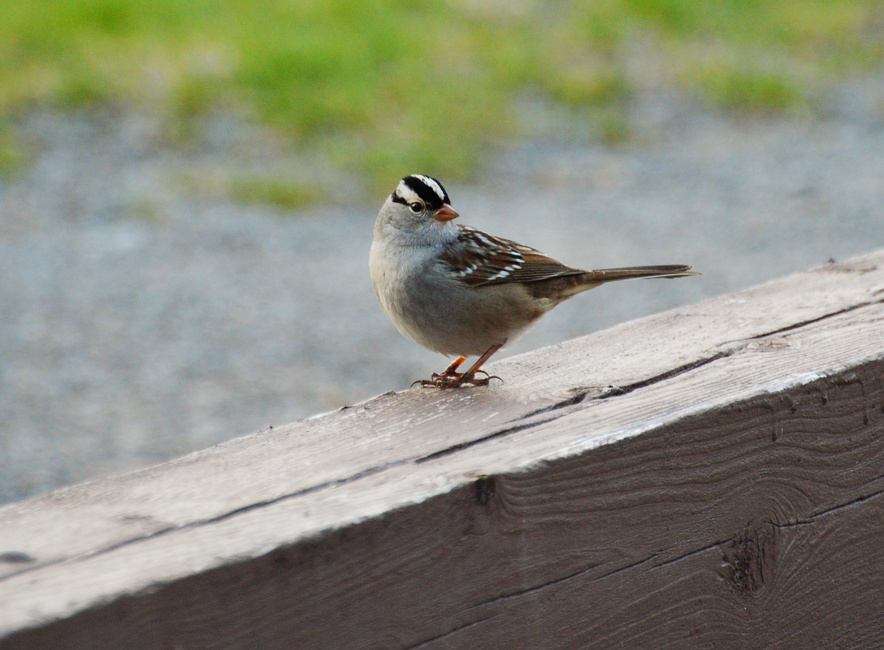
[370, 174, 697, 387]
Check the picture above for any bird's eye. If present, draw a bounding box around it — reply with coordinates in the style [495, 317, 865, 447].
[408, 201, 424, 213]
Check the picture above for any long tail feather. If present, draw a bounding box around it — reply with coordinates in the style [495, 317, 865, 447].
[580, 264, 698, 283]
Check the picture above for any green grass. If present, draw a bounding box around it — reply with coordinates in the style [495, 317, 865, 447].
[1, 0, 882, 193]
[229, 175, 323, 210]
[0, 119, 29, 177]
[696, 67, 805, 112]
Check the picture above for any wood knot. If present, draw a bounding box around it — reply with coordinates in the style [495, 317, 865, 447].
[721, 524, 776, 597]
[474, 476, 496, 506]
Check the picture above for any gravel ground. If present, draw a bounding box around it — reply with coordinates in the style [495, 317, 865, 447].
[2, 74, 884, 504]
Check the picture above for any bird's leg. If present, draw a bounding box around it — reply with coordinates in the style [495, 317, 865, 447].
[413, 356, 466, 387]
[434, 356, 466, 380]
[415, 344, 504, 388]
[453, 343, 504, 387]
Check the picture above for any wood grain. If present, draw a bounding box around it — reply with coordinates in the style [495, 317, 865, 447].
[1, 250, 883, 648]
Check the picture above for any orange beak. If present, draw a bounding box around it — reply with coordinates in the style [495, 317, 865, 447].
[433, 204, 459, 222]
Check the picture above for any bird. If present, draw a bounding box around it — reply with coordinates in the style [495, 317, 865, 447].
[369, 174, 697, 388]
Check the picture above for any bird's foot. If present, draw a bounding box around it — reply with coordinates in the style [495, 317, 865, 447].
[412, 367, 460, 388]
[456, 370, 503, 387]
[413, 370, 502, 388]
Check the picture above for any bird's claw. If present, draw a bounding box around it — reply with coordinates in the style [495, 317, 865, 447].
[413, 369, 503, 388]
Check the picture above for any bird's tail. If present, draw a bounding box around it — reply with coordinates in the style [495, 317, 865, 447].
[580, 264, 698, 283]
[528, 264, 697, 303]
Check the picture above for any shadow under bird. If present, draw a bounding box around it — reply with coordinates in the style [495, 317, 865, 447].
[370, 174, 697, 388]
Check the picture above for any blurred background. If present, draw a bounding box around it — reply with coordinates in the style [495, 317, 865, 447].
[2, 0, 884, 504]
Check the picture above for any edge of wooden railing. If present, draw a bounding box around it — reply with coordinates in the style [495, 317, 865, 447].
[2, 249, 884, 649]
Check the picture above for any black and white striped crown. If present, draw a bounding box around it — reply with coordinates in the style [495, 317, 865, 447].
[392, 174, 450, 210]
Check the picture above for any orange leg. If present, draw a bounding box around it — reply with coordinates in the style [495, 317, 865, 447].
[436, 356, 466, 379]
[413, 356, 466, 388]
[416, 344, 504, 388]
[455, 343, 503, 386]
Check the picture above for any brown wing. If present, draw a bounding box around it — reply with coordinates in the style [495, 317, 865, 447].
[441, 226, 584, 287]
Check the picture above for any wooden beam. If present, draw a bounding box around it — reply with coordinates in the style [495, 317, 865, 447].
[2, 251, 883, 648]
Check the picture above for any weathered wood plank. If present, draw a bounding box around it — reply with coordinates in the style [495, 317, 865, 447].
[1, 250, 883, 648]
